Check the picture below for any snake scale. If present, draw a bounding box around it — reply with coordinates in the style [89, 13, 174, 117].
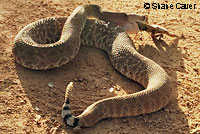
[13, 5, 174, 130]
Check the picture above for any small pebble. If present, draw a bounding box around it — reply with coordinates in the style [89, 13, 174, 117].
[103, 77, 109, 81]
[109, 87, 114, 92]
[35, 106, 40, 111]
[95, 84, 99, 88]
[35, 115, 41, 122]
[47, 82, 54, 88]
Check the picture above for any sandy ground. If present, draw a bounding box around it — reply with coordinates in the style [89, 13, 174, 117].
[0, 0, 200, 133]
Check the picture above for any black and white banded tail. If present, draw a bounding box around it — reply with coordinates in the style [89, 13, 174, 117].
[61, 82, 80, 128]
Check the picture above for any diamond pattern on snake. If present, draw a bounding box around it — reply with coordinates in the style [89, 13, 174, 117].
[13, 4, 182, 131]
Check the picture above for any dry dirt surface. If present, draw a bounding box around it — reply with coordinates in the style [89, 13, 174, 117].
[0, 0, 200, 134]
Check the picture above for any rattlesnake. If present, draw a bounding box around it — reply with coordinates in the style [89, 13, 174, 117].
[13, 5, 180, 130]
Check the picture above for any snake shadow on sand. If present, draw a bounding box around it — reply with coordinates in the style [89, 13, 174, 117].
[16, 35, 189, 133]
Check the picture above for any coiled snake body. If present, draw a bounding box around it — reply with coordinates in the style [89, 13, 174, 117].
[13, 5, 175, 130]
